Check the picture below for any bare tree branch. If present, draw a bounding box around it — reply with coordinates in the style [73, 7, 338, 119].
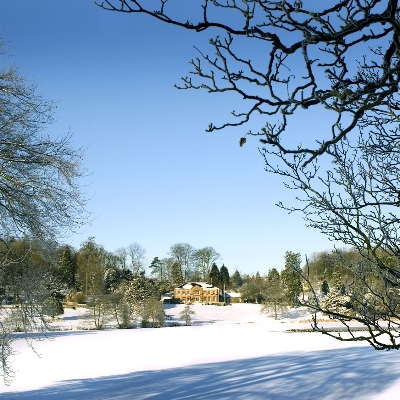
[98, 0, 400, 165]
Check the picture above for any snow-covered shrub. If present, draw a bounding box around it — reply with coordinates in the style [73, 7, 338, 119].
[320, 288, 353, 318]
[121, 277, 159, 315]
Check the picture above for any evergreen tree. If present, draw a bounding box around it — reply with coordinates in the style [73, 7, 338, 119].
[268, 268, 279, 281]
[59, 246, 77, 290]
[321, 269, 352, 318]
[171, 261, 184, 285]
[321, 280, 330, 296]
[157, 257, 174, 287]
[179, 303, 195, 326]
[220, 264, 230, 289]
[149, 257, 164, 280]
[281, 251, 302, 307]
[105, 266, 122, 293]
[231, 270, 243, 292]
[209, 263, 220, 287]
[104, 266, 134, 293]
[42, 292, 64, 319]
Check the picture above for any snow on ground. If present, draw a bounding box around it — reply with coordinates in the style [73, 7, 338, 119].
[1, 303, 400, 399]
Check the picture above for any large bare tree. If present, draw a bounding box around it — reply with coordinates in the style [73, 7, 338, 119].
[193, 246, 220, 281]
[97, 1, 400, 163]
[269, 130, 400, 350]
[0, 40, 88, 383]
[127, 242, 147, 276]
[0, 46, 88, 239]
[169, 243, 195, 282]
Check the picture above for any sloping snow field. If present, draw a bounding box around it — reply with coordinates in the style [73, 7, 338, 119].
[1, 303, 400, 399]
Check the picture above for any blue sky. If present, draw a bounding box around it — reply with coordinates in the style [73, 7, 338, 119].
[0, 0, 338, 274]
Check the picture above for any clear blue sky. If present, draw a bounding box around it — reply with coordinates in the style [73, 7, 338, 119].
[0, 0, 338, 274]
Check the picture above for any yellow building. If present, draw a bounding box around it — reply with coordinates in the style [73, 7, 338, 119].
[174, 282, 220, 304]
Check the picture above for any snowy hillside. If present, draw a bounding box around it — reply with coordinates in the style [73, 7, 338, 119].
[1, 303, 400, 399]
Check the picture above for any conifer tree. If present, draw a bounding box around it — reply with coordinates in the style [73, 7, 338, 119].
[149, 257, 164, 281]
[209, 263, 220, 287]
[231, 270, 243, 292]
[220, 264, 230, 288]
[321, 280, 330, 296]
[59, 246, 77, 290]
[179, 303, 195, 326]
[281, 251, 302, 307]
[171, 261, 184, 285]
[321, 268, 352, 318]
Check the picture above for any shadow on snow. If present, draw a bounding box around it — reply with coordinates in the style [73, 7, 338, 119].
[2, 346, 400, 399]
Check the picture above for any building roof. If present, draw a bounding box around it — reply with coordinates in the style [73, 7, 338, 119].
[224, 291, 242, 298]
[176, 282, 217, 290]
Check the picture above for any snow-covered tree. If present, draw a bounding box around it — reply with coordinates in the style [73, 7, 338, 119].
[320, 269, 352, 318]
[122, 276, 158, 315]
[104, 265, 133, 293]
[140, 297, 165, 328]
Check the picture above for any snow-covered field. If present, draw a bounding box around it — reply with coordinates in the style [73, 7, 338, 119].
[1, 303, 400, 399]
